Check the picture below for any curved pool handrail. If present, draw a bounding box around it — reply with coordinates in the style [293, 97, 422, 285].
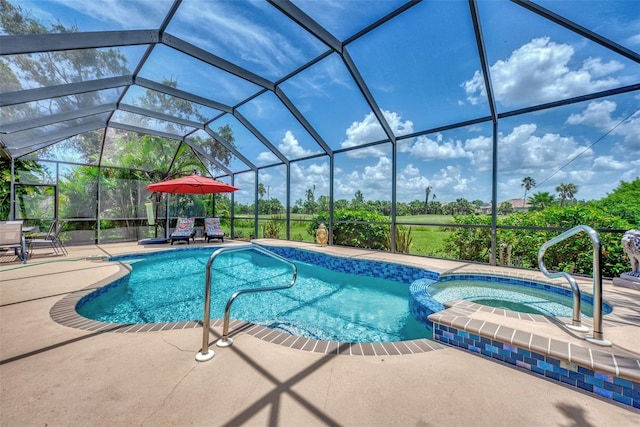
[537, 225, 610, 346]
[196, 243, 298, 362]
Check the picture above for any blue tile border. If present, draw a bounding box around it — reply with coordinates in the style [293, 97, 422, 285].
[432, 322, 640, 410]
[257, 244, 439, 284]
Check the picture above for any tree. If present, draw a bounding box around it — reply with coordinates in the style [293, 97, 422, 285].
[352, 190, 365, 209]
[528, 192, 556, 211]
[429, 200, 443, 215]
[317, 195, 329, 213]
[334, 199, 350, 210]
[521, 177, 536, 206]
[1, 1, 129, 124]
[424, 186, 432, 214]
[556, 182, 578, 206]
[407, 200, 424, 215]
[453, 198, 474, 214]
[0, 158, 44, 220]
[498, 201, 514, 215]
[257, 183, 266, 200]
[303, 186, 317, 214]
[594, 178, 640, 227]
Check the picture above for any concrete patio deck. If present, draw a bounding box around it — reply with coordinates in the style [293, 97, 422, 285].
[1, 240, 639, 426]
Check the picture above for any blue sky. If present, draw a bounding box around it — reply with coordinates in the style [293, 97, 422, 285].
[11, 0, 640, 207]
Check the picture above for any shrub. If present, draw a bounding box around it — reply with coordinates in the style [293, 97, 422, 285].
[442, 215, 492, 262]
[308, 209, 389, 250]
[263, 217, 282, 238]
[443, 205, 633, 277]
[386, 225, 413, 253]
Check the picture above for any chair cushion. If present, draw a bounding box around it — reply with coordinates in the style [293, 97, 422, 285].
[171, 217, 195, 237]
[205, 218, 224, 236]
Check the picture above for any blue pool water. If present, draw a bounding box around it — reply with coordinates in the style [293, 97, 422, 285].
[77, 247, 431, 343]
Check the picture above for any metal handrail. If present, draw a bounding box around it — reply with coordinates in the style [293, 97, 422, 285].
[195, 244, 297, 361]
[538, 225, 611, 346]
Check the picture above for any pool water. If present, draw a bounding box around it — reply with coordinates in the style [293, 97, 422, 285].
[471, 299, 547, 315]
[77, 249, 430, 342]
[427, 279, 610, 318]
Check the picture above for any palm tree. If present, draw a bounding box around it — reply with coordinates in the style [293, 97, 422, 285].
[521, 177, 536, 207]
[528, 192, 556, 211]
[257, 183, 266, 199]
[556, 183, 578, 206]
[424, 186, 432, 214]
[498, 201, 514, 215]
[352, 190, 365, 209]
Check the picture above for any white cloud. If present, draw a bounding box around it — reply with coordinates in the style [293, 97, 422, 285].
[278, 55, 352, 100]
[49, 0, 169, 29]
[593, 156, 628, 171]
[431, 165, 473, 195]
[174, 1, 313, 78]
[280, 130, 320, 158]
[361, 156, 392, 191]
[402, 164, 420, 177]
[334, 157, 392, 200]
[399, 133, 468, 160]
[566, 100, 640, 152]
[256, 151, 278, 163]
[397, 165, 430, 201]
[463, 37, 624, 106]
[627, 33, 640, 47]
[290, 161, 330, 198]
[566, 99, 617, 127]
[341, 110, 414, 157]
[463, 135, 492, 172]
[582, 57, 624, 78]
[258, 130, 322, 161]
[497, 124, 592, 173]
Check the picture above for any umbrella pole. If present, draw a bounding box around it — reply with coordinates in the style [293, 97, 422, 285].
[154, 193, 160, 238]
[165, 194, 170, 239]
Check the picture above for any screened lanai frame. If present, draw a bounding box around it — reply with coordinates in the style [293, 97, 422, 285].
[1, 0, 639, 263]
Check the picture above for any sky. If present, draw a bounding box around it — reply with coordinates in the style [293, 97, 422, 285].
[8, 0, 640, 207]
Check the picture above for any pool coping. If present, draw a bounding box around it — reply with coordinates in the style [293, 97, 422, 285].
[50, 262, 447, 356]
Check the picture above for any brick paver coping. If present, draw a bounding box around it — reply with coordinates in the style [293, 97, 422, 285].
[428, 300, 640, 383]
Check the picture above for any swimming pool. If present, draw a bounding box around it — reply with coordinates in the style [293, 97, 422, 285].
[77, 246, 436, 343]
[409, 274, 612, 324]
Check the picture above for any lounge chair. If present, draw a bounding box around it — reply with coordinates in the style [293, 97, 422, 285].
[170, 217, 196, 245]
[204, 217, 224, 243]
[28, 219, 67, 257]
[0, 222, 27, 263]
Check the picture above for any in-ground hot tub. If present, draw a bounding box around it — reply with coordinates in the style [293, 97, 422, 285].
[409, 274, 613, 327]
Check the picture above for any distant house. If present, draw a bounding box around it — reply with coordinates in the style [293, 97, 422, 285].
[479, 198, 531, 214]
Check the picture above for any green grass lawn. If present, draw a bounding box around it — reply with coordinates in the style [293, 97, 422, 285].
[396, 214, 454, 224]
[401, 225, 449, 256]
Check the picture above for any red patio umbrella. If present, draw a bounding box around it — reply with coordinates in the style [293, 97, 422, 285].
[144, 173, 239, 242]
[147, 173, 239, 194]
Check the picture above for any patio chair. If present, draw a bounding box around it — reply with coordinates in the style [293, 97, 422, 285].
[170, 217, 196, 245]
[28, 219, 67, 257]
[0, 222, 27, 263]
[204, 217, 224, 243]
